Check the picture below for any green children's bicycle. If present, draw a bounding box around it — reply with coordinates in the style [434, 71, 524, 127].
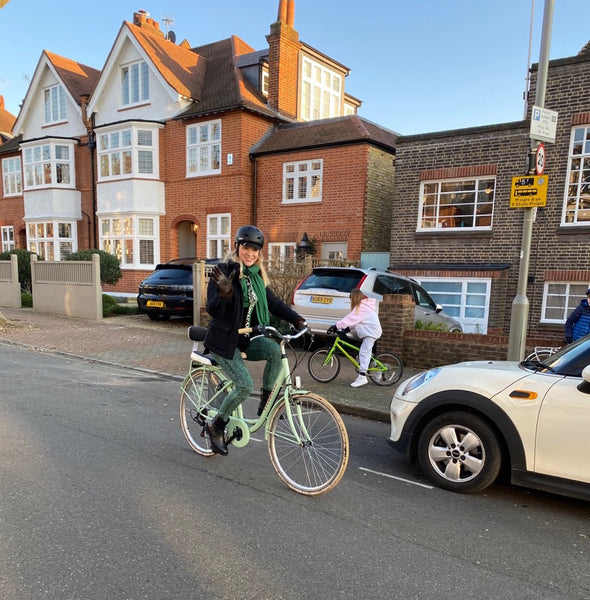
[308, 328, 403, 385]
[179, 324, 349, 496]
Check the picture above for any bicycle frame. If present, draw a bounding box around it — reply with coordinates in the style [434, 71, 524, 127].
[323, 334, 385, 372]
[181, 326, 312, 448]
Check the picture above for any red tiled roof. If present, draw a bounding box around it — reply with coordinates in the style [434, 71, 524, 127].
[45, 51, 101, 105]
[126, 21, 206, 100]
[0, 95, 16, 136]
[250, 115, 398, 155]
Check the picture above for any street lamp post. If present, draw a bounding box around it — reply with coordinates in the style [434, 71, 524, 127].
[507, 0, 555, 361]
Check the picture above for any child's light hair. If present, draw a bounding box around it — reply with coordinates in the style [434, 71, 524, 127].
[350, 289, 365, 311]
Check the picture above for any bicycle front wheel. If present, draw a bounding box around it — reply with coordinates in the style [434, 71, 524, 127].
[368, 353, 403, 386]
[179, 367, 228, 456]
[267, 393, 349, 496]
[308, 348, 341, 382]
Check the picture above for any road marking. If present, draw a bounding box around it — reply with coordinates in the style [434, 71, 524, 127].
[359, 467, 433, 489]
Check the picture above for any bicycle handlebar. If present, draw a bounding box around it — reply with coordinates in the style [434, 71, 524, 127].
[238, 324, 309, 341]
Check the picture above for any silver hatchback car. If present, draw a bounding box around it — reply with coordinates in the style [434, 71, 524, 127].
[291, 266, 462, 336]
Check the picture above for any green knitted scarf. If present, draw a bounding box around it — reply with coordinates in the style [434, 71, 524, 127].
[240, 265, 270, 326]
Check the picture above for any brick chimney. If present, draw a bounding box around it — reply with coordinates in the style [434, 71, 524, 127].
[133, 10, 164, 37]
[0, 95, 4, 110]
[266, 0, 301, 120]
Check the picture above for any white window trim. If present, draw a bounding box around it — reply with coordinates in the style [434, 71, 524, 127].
[268, 242, 296, 271]
[2, 157, 22, 196]
[418, 276, 491, 334]
[561, 126, 590, 226]
[99, 214, 159, 270]
[540, 281, 590, 324]
[44, 84, 66, 124]
[300, 56, 342, 121]
[207, 213, 231, 259]
[26, 220, 77, 261]
[282, 159, 323, 204]
[121, 59, 150, 107]
[22, 140, 75, 190]
[186, 120, 222, 178]
[97, 123, 159, 181]
[1, 225, 15, 252]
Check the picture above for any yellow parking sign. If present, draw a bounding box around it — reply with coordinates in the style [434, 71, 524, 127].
[510, 175, 549, 208]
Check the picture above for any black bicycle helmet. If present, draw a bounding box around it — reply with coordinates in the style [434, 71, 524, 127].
[235, 225, 264, 250]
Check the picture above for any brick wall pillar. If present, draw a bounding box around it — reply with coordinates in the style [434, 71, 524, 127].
[378, 294, 415, 355]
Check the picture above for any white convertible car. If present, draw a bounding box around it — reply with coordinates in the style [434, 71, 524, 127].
[389, 337, 590, 499]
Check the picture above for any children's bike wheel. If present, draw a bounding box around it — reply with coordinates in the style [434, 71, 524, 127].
[267, 393, 349, 496]
[307, 349, 341, 382]
[368, 353, 403, 386]
[179, 367, 227, 456]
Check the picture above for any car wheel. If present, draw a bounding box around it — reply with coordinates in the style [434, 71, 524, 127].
[147, 312, 171, 321]
[417, 411, 501, 493]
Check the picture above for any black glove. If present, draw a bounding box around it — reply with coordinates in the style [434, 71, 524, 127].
[294, 318, 307, 331]
[564, 337, 573, 344]
[327, 325, 337, 334]
[211, 267, 236, 298]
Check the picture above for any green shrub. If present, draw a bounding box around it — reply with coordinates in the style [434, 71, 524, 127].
[21, 291, 33, 307]
[413, 320, 450, 332]
[64, 249, 122, 285]
[102, 294, 139, 317]
[0, 249, 40, 292]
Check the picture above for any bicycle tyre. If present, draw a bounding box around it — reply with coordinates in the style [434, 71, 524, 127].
[267, 393, 349, 496]
[367, 353, 403, 386]
[179, 367, 229, 456]
[308, 348, 341, 383]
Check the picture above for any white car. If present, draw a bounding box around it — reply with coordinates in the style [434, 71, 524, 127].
[389, 337, 590, 499]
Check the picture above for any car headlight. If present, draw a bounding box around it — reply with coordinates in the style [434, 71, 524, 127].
[399, 368, 441, 395]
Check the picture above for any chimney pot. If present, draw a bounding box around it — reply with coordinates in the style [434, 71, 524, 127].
[277, 0, 287, 23]
[286, 0, 295, 27]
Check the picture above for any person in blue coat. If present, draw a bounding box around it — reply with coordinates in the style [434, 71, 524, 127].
[564, 288, 590, 343]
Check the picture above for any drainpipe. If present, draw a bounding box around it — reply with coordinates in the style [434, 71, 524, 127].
[80, 94, 97, 248]
[251, 155, 258, 226]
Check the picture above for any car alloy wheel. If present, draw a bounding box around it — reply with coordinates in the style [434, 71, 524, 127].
[417, 411, 501, 493]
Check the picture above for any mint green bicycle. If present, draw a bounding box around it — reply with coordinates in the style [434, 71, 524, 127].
[179, 325, 349, 496]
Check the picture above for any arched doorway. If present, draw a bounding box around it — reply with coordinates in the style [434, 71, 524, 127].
[177, 220, 198, 258]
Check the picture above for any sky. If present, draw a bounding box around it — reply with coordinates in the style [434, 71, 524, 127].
[1, 0, 590, 136]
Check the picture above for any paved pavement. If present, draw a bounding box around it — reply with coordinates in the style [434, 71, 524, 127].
[0, 307, 421, 421]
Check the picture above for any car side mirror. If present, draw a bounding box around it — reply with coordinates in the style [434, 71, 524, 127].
[435, 304, 443, 314]
[577, 365, 590, 394]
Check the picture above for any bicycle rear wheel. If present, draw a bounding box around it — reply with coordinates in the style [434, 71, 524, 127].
[267, 393, 349, 496]
[179, 367, 229, 456]
[308, 348, 341, 382]
[367, 353, 403, 386]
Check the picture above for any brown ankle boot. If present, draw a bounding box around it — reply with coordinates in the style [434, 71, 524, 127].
[207, 415, 229, 455]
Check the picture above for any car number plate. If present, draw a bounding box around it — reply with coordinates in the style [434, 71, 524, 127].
[146, 300, 165, 308]
[310, 296, 333, 305]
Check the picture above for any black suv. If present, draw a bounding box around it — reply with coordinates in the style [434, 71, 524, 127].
[137, 258, 219, 321]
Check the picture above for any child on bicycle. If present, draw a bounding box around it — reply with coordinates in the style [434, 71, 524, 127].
[328, 289, 382, 388]
[204, 225, 307, 455]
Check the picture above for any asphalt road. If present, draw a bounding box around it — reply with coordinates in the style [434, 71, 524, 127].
[1, 344, 589, 600]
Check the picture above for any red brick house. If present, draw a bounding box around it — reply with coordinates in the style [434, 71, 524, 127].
[0, 1, 397, 295]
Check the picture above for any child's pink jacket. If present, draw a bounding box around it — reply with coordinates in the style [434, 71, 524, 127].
[336, 297, 382, 339]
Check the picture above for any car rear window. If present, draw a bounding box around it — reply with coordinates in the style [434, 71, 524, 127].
[145, 267, 193, 285]
[299, 270, 364, 293]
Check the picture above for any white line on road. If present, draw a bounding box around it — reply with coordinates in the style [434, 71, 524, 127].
[359, 467, 433, 489]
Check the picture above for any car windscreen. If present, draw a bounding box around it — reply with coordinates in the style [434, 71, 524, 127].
[144, 267, 193, 285]
[541, 337, 590, 376]
[299, 270, 364, 293]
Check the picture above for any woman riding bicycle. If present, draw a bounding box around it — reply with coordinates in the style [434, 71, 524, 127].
[204, 225, 306, 455]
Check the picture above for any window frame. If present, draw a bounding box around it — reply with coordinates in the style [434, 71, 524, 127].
[418, 177, 495, 231]
[186, 120, 222, 178]
[562, 126, 590, 225]
[97, 124, 159, 180]
[300, 56, 342, 121]
[541, 281, 590, 324]
[99, 214, 159, 269]
[44, 84, 66, 124]
[282, 159, 323, 204]
[2, 156, 23, 196]
[1, 226, 15, 252]
[22, 140, 75, 190]
[267, 242, 296, 271]
[121, 59, 150, 107]
[206, 213, 231, 259]
[26, 220, 77, 261]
